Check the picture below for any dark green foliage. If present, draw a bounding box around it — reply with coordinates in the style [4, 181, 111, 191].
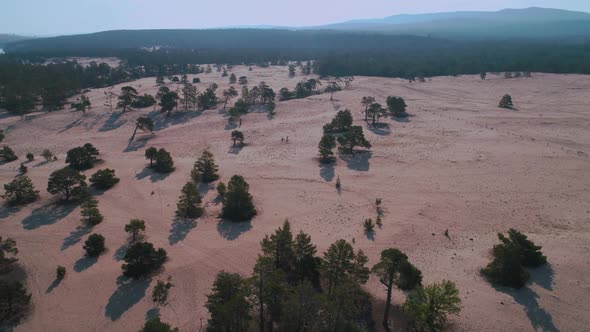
[337, 126, 371, 154]
[140, 317, 179, 332]
[250, 255, 288, 331]
[131, 94, 156, 108]
[221, 175, 256, 222]
[41, 149, 56, 162]
[56, 266, 66, 279]
[156, 76, 165, 85]
[238, 76, 248, 85]
[261, 220, 294, 270]
[0, 280, 31, 324]
[386, 96, 408, 118]
[363, 218, 375, 234]
[83, 233, 106, 257]
[216, 182, 226, 201]
[145, 147, 157, 167]
[499, 94, 514, 109]
[288, 64, 296, 77]
[205, 271, 252, 332]
[25, 152, 33, 161]
[47, 167, 88, 201]
[403, 280, 462, 332]
[89, 168, 120, 189]
[222, 86, 238, 110]
[229, 73, 237, 84]
[361, 96, 375, 121]
[176, 182, 203, 219]
[192, 77, 201, 84]
[2, 175, 39, 205]
[335, 176, 341, 189]
[280, 78, 322, 101]
[159, 91, 179, 115]
[318, 134, 336, 163]
[481, 229, 547, 288]
[323, 109, 353, 133]
[152, 276, 174, 307]
[122, 241, 167, 278]
[124, 219, 146, 242]
[117, 86, 138, 112]
[65, 143, 100, 170]
[266, 100, 276, 118]
[322, 239, 368, 295]
[154, 148, 174, 173]
[80, 198, 104, 225]
[18, 163, 27, 174]
[191, 150, 219, 183]
[231, 130, 244, 147]
[367, 102, 387, 125]
[0, 146, 17, 163]
[372, 248, 423, 330]
[0, 237, 18, 271]
[0, 131, 4, 142]
[480, 72, 487, 80]
[198, 84, 218, 110]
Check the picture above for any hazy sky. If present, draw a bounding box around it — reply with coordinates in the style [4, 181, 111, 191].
[2, 0, 590, 36]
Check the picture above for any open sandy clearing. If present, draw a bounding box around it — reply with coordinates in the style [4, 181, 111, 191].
[1, 67, 589, 331]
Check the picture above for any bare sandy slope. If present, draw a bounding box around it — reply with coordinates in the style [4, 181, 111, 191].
[1, 67, 589, 331]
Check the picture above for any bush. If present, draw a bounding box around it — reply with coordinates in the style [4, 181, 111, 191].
[481, 229, 546, 288]
[216, 182, 226, 201]
[83, 233, 106, 257]
[131, 94, 156, 108]
[0, 146, 18, 163]
[65, 143, 100, 170]
[41, 149, 56, 162]
[0, 281, 31, 324]
[231, 130, 244, 147]
[25, 152, 34, 162]
[122, 242, 167, 278]
[0, 237, 18, 271]
[2, 175, 39, 205]
[221, 175, 257, 221]
[386, 96, 408, 117]
[47, 167, 88, 201]
[154, 148, 174, 173]
[363, 218, 374, 234]
[499, 94, 514, 109]
[89, 168, 120, 189]
[403, 280, 462, 332]
[56, 266, 66, 279]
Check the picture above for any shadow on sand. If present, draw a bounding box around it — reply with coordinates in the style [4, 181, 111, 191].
[99, 112, 127, 132]
[124, 134, 154, 153]
[135, 167, 171, 182]
[228, 144, 244, 155]
[113, 243, 128, 261]
[319, 161, 335, 182]
[339, 151, 372, 172]
[61, 224, 92, 250]
[0, 205, 20, 220]
[217, 219, 252, 240]
[149, 110, 202, 131]
[105, 275, 151, 321]
[169, 217, 198, 245]
[21, 202, 77, 230]
[46, 277, 63, 294]
[368, 122, 391, 136]
[74, 255, 99, 272]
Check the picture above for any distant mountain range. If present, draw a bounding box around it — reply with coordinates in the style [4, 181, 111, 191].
[0, 34, 32, 47]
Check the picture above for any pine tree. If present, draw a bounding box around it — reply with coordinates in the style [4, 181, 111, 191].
[191, 150, 219, 183]
[47, 167, 88, 201]
[205, 271, 252, 332]
[2, 175, 39, 205]
[499, 94, 514, 109]
[154, 148, 174, 173]
[318, 134, 336, 163]
[80, 198, 104, 225]
[221, 175, 256, 221]
[83, 233, 106, 256]
[152, 276, 174, 307]
[145, 147, 158, 167]
[124, 219, 146, 242]
[337, 126, 371, 154]
[176, 182, 203, 219]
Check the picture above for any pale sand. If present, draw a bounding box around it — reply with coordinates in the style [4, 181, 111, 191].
[0, 66, 589, 331]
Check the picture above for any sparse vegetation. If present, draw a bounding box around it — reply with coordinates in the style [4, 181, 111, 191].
[363, 218, 375, 234]
[140, 317, 179, 332]
[386, 96, 408, 118]
[25, 152, 34, 162]
[117, 86, 138, 112]
[130, 116, 154, 142]
[152, 276, 174, 307]
[145, 147, 157, 167]
[56, 266, 66, 279]
[323, 109, 353, 133]
[41, 149, 56, 162]
[318, 133, 336, 163]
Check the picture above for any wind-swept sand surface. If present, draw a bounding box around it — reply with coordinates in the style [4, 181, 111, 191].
[1, 67, 589, 331]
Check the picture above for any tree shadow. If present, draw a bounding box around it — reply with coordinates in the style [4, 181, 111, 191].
[169, 217, 198, 245]
[21, 202, 77, 230]
[228, 145, 244, 155]
[319, 161, 335, 182]
[104, 275, 151, 321]
[197, 182, 214, 196]
[33, 160, 50, 168]
[46, 277, 63, 294]
[124, 134, 154, 153]
[146, 307, 160, 320]
[496, 285, 558, 332]
[99, 112, 127, 132]
[0, 205, 20, 220]
[58, 115, 85, 134]
[217, 219, 252, 240]
[339, 151, 372, 172]
[61, 224, 92, 250]
[113, 243, 128, 261]
[135, 167, 171, 182]
[73, 255, 98, 272]
[224, 121, 238, 130]
[529, 264, 555, 291]
[368, 123, 391, 136]
[149, 110, 202, 131]
[365, 231, 375, 241]
[392, 114, 412, 123]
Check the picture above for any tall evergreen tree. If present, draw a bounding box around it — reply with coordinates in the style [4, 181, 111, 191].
[337, 126, 371, 154]
[176, 182, 203, 219]
[205, 271, 252, 332]
[47, 167, 88, 201]
[318, 134, 336, 163]
[80, 198, 104, 225]
[191, 150, 219, 183]
[117, 86, 138, 112]
[221, 175, 256, 221]
[2, 175, 39, 205]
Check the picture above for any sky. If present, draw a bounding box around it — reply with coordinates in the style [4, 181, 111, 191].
[1, 0, 590, 36]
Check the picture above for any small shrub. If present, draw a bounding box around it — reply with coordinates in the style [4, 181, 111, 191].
[83, 233, 106, 257]
[56, 266, 66, 279]
[125, 219, 146, 242]
[122, 242, 167, 278]
[403, 280, 462, 331]
[376, 216, 383, 227]
[335, 176, 341, 189]
[41, 149, 56, 162]
[363, 218, 375, 234]
[80, 198, 104, 225]
[140, 317, 179, 332]
[499, 94, 514, 109]
[0, 146, 18, 163]
[152, 276, 174, 307]
[26, 152, 34, 162]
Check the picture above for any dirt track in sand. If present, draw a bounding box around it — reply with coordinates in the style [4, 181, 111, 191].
[1, 66, 589, 331]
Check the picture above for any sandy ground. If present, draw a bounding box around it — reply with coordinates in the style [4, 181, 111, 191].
[0, 66, 589, 331]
